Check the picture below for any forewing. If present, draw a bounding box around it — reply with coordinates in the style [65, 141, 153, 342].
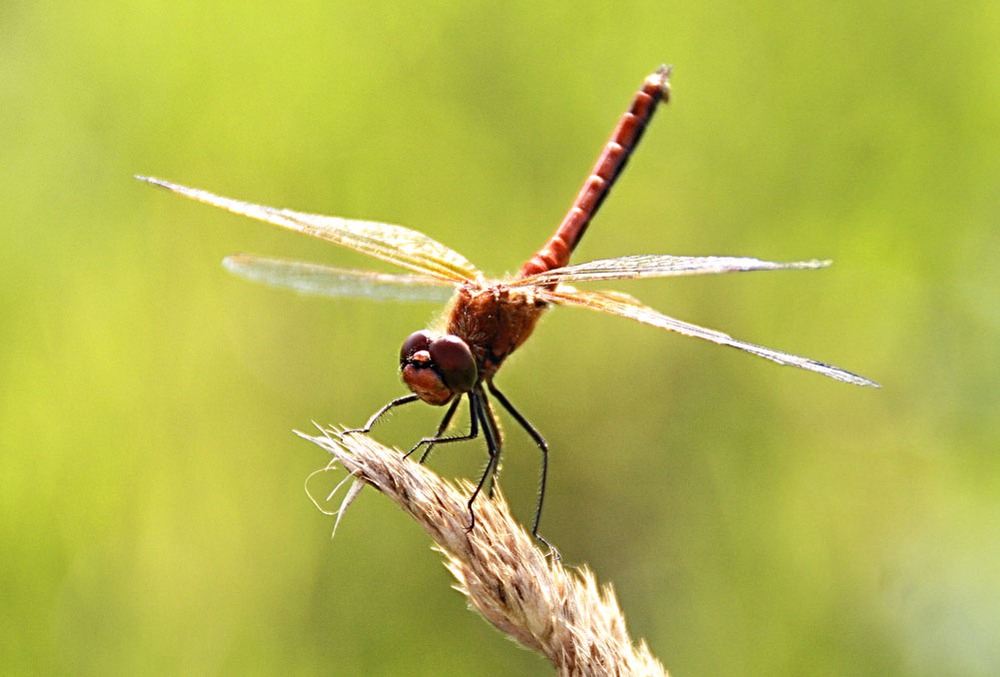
[137, 176, 482, 283]
[223, 254, 457, 303]
[541, 288, 879, 387]
[513, 254, 830, 287]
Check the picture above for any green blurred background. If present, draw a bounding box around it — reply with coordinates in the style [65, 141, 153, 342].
[3, 1, 998, 674]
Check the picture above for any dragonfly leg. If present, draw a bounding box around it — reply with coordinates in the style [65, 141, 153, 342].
[486, 382, 556, 555]
[465, 389, 501, 533]
[404, 396, 470, 460]
[478, 393, 505, 499]
[406, 397, 462, 464]
[344, 393, 421, 434]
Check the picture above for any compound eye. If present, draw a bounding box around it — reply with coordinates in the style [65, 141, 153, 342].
[428, 335, 477, 393]
[400, 330, 433, 364]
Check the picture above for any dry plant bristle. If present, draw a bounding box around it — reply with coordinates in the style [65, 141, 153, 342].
[299, 425, 667, 677]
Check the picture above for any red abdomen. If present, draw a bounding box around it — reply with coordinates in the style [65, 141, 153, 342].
[518, 66, 672, 280]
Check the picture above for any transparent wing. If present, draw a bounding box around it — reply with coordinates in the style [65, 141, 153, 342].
[541, 288, 879, 387]
[513, 254, 830, 287]
[223, 254, 457, 303]
[137, 176, 482, 284]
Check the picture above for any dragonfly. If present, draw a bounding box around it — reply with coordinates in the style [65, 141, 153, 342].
[138, 66, 878, 542]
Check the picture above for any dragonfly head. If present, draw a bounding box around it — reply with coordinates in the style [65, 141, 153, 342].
[400, 330, 478, 405]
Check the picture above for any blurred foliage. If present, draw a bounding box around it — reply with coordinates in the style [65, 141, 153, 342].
[3, 1, 999, 675]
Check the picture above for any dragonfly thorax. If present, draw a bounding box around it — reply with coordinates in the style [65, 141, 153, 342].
[400, 330, 478, 406]
[445, 283, 550, 382]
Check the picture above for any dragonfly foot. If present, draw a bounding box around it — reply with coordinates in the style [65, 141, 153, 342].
[404, 440, 429, 460]
[534, 532, 561, 561]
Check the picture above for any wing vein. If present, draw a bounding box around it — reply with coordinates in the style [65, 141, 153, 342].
[542, 288, 879, 387]
[137, 176, 482, 283]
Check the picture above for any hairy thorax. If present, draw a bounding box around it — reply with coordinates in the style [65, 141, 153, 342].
[445, 281, 549, 382]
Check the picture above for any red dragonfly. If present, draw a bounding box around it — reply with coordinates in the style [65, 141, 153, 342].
[138, 66, 877, 540]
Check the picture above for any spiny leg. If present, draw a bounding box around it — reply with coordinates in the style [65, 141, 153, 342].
[415, 396, 462, 463]
[344, 393, 420, 434]
[403, 393, 479, 463]
[465, 389, 500, 532]
[487, 381, 554, 552]
[478, 392, 505, 498]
